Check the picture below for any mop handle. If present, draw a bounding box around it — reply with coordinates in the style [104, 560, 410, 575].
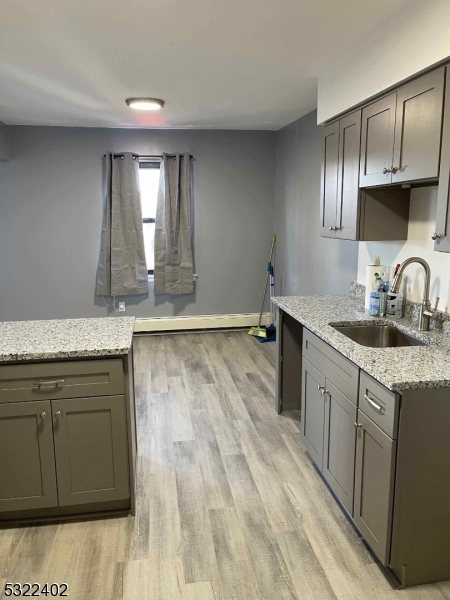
[257, 235, 276, 328]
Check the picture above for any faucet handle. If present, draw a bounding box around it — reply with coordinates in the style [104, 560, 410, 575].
[433, 297, 440, 313]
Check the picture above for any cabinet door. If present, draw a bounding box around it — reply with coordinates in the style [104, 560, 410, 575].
[0, 400, 58, 512]
[360, 94, 396, 187]
[435, 67, 450, 252]
[323, 381, 357, 514]
[320, 121, 339, 238]
[335, 111, 361, 240]
[392, 67, 445, 183]
[301, 358, 326, 469]
[354, 410, 396, 565]
[52, 395, 130, 506]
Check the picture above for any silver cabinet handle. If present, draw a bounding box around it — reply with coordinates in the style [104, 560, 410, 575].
[54, 411, 62, 419]
[432, 233, 442, 241]
[354, 422, 361, 429]
[33, 379, 65, 389]
[383, 167, 393, 174]
[40, 412, 47, 420]
[329, 226, 336, 231]
[391, 166, 400, 174]
[317, 384, 326, 396]
[364, 394, 384, 413]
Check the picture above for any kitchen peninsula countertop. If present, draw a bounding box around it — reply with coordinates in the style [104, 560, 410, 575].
[273, 294, 450, 392]
[0, 317, 135, 362]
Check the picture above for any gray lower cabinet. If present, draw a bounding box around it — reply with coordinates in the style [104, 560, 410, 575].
[0, 400, 58, 512]
[52, 395, 130, 506]
[0, 395, 130, 515]
[354, 410, 396, 566]
[295, 328, 450, 585]
[322, 381, 357, 514]
[301, 358, 326, 469]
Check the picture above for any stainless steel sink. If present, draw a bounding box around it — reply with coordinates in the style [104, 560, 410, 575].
[332, 324, 427, 348]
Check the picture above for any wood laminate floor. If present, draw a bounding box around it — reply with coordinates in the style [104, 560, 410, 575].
[2, 331, 450, 599]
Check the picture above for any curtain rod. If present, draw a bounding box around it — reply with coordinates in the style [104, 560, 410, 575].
[103, 153, 193, 160]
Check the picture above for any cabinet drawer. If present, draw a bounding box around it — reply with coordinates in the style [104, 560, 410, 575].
[359, 372, 399, 439]
[303, 329, 359, 403]
[0, 359, 124, 403]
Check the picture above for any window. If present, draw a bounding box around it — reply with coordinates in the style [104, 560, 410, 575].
[139, 162, 160, 276]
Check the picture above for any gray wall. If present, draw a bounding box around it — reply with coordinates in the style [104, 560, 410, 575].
[0, 126, 275, 321]
[275, 110, 358, 297]
[0, 122, 10, 161]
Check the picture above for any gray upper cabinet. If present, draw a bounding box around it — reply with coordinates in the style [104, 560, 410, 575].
[360, 68, 445, 187]
[323, 63, 449, 248]
[392, 67, 445, 183]
[0, 400, 58, 512]
[52, 395, 130, 506]
[322, 381, 357, 514]
[354, 410, 396, 566]
[301, 358, 326, 469]
[336, 111, 362, 240]
[320, 121, 340, 238]
[320, 112, 361, 240]
[360, 94, 396, 187]
[320, 108, 409, 242]
[435, 66, 450, 252]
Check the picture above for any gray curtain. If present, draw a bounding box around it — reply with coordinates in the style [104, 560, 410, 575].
[96, 153, 148, 297]
[154, 153, 193, 295]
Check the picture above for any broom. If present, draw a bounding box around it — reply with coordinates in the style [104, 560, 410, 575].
[248, 234, 276, 339]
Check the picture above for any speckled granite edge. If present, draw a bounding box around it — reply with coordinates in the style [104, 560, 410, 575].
[273, 293, 450, 392]
[0, 317, 135, 362]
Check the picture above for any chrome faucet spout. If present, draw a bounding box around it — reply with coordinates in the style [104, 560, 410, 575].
[389, 257, 436, 331]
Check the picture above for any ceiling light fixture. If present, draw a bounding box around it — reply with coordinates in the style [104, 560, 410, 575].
[125, 98, 165, 111]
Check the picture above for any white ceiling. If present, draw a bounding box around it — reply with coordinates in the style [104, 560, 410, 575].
[0, 0, 411, 130]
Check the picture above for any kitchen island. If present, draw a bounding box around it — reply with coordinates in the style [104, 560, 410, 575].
[273, 287, 450, 587]
[0, 317, 136, 524]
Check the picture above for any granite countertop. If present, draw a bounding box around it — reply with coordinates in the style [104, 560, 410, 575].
[273, 294, 450, 392]
[0, 317, 136, 362]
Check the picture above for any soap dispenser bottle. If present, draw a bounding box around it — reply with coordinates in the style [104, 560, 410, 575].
[369, 274, 381, 317]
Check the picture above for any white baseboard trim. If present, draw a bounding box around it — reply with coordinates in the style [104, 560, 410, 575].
[134, 312, 271, 333]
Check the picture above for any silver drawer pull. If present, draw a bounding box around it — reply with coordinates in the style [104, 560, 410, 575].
[365, 394, 384, 413]
[33, 379, 65, 389]
[40, 412, 47, 420]
[54, 411, 62, 419]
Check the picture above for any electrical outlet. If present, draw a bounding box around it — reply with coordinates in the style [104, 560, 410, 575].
[118, 302, 126, 312]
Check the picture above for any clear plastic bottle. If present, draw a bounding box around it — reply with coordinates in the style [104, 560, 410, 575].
[369, 275, 380, 316]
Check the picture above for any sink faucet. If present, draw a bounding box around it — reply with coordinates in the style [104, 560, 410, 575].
[390, 257, 439, 331]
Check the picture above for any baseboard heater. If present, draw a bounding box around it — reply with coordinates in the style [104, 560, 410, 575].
[134, 312, 271, 333]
